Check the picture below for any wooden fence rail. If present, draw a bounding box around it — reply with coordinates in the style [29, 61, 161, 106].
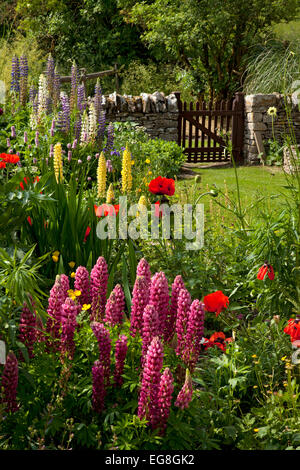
[58, 63, 122, 92]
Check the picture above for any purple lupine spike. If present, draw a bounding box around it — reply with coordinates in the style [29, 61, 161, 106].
[92, 360, 106, 413]
[175, 288, 192, 357]
[175, 369, 193, 410]
[182, 300, 205, 371]
[149, 272, 170, 338]
[68, 150, 72, 162]
[165, 275, 185, 342]
[72, 138, 78, 149]
[141, 304, 159, 368]
[46, 96, 53, 114]
[105, 122, 114, 152]
[1, 352, 19, 413]
[74, 266, 90, 306]
[10, 56, 20, 93]
[6, 138, 10, 148]
[24, 131, 28, 144]
[104, 284, 125, 327]
[114, 335, 128, 386]
[77, 84, 86, 112]
[18, 299, 37, 360]
[53, 68, 60, 108]
[138, 336, 164, 429]
[74, 115, 82, 141]
[94, 79, 102, 119]
[90, 256, 108, 322]
[49, 144, 54, 158]
[35, 131, 39, 147]
[97, 110, 106, 141]
[46, 274, 69, 343]
[60, 274, 70, 298]
[60, 94, 70, 134]
[106, 159, 113, 173]
[91, 322, 111, 386]
[29, 86, 37, 103]
[11, 126, 16, 138]
[157, 368, 174, 433]
[136, 258, 151, 285]
[130, 275, 149, 337]
[46, 54, 55, 97]
[19, 55, 28, 106]
[60, 297, 78, 359]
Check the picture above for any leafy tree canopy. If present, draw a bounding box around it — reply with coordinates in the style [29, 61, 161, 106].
[118, 0, 299, 99]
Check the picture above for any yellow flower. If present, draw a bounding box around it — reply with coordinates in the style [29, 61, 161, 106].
[251, 354, 257, 358]
[253, 429, 259, 433]
[267, 106, 277, 117]
[106, 183, 115, 204]
[137, 195, 147, 217]
[283, 383, 288, 387]
[131, 160, 135, 165]
[70, 272, 75, 278]
[74, 290, 81, 297]
[69, 261, 75, 269]
[82, 304, 91, 311]
[253, 385, 258, 389]
[52, 255, 59, 263]
[53, 250, 60, 257]
[145, 159, 150, 164]
[121, 144, 133, 193]
[53, 142, 63, 183]
[281, 356, 287, 361]
[97, 152, 106, 198]
[148, 171, 152, 176]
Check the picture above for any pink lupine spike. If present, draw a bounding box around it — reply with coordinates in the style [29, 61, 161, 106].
[157, 368, 174, 433]
[90, 256, 108, 321]
[165, 275, 185, 342]
[182, 300, 205, 371]
[91, 322, 111, 386]
[141, 304, 159, 367]
[149, 272, 170, 339]
[74, 266, 90, 306]
[18, 299, 37, 359]
[104, 284, 125, 327]
[175, 288, 192, 357]
[92, 360, 106, 413]
[130, 275, 149, 337]
[138, 336, 164, 429]
[114, 335, 128, 386]
[60, 297, 78, 359]
[136, 258, 151, 285]
[175, 369, 193, 410]
[1, 352, 19, 413]
[46, 275, 69, 345]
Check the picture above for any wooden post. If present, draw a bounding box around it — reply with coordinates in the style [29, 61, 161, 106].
[173, 91, 182, 147]
[231, 92, 244, 164]
[114, 63, 119, 93]
[79, 67, 87, 87]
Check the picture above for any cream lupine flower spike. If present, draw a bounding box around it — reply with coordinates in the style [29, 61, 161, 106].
[53, 142, 63, 183]
[137, 195, 147, 217]
[106, 183, 114, 204]
[121, 144, 132, 193]
[97, 151, 106, 198]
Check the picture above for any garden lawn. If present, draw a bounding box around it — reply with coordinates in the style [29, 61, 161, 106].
[177, 165, 289, 220]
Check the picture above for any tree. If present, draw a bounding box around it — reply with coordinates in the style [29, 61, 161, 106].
[118, 0, 299, 99]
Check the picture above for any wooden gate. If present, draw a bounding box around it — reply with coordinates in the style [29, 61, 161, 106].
[174, 92, 244, 164]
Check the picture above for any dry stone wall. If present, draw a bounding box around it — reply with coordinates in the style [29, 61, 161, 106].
[244, 93, 300, 164]
[102, 91, 179, 142]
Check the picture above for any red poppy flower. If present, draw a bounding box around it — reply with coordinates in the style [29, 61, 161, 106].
[154, 201, 164, 218]
[257, 263, 274, 280]
[284, 318, 300, 343]
[27, 216, 32, 226]
[0, 161, 6, 169]
[203, 290, 229, 317]
[19, 175, 40, 190]
[84, 226, 91, 242]
[0, 153, 20, 164]
[94, 204, 120, 217]
[148, 176, 175, 196]
[203, 332, 232, 353]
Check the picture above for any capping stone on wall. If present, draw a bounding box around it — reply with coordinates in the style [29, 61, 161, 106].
[244, 93, 300, 164]
[102, 91, 179, 142]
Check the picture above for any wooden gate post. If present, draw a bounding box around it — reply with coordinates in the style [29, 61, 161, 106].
[173, 91, 182, 147]
[231, 92, 244, 164]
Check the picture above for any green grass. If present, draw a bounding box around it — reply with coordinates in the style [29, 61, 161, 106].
[176, 166, 290, 224]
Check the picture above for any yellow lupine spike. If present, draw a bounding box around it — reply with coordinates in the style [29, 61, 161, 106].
[138, 195, 147, 207]
[97, 152, 106, 198]
[106, 183, 114, 204]
[121, 144, 132, 193]
[53, 142, 63, 183]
